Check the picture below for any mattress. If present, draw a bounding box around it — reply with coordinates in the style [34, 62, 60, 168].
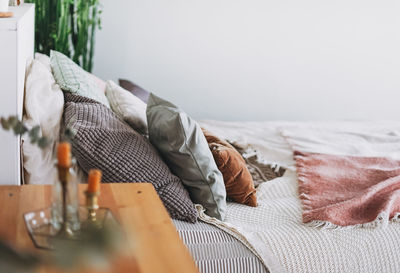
[173, 220, 268, 273]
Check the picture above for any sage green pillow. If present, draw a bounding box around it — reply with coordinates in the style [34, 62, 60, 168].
[147, 94, 227, 220]
[50, 50, 110, 108]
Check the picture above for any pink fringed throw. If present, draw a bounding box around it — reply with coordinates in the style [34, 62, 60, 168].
[280, 124, 400, 228]
[295, 151, 400, 228]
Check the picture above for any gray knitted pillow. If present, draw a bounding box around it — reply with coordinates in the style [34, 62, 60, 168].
[63, 93, 197, 223]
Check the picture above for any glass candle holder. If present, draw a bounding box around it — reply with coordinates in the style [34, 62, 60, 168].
[51, 160, 80, 236]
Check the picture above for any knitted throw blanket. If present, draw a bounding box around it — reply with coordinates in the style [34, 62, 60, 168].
[281, 125, 400, 228]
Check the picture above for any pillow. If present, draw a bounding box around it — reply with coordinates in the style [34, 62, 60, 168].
[35, 52, 51, 71]
[105, 80, 147, 134]
[202, 128, 257, 207]
[146, 93, 226, 220]
[63, 93, 197, 223]
[23, 54, 64, 184]
[50, 50, 110, 107]
[119, 79, 150, 103]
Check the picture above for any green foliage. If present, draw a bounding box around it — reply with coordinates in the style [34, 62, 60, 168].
[0, 116, 49, 149]
[50, 222, 124, 269]
[0, 240, 40, 272]
[62, 127, 76, 143]
[0, 115, 76, 149]
[25, 0, 102, 72]
[0, 223, 124, 272]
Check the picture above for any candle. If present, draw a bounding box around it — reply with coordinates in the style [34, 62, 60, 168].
[88, 169, 102, 193]
[57, 142, 71, 168]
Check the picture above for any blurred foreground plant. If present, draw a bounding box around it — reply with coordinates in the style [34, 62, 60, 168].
[0, 116, 49, 149]
[0, 115, 76, 150]
[0, 223, 124, 273]
[25, 0, 102, 72]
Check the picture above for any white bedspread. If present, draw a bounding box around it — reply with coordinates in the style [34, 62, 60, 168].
[199, 120, 400, 273]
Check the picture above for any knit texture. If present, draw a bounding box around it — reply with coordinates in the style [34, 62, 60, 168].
[200, 169, 400, 273]
[63, 93, 197, 222]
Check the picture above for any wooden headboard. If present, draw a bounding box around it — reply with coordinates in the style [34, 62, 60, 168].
[0, 4, 34, 185]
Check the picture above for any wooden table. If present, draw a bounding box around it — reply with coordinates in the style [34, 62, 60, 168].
[0, 183, 199, 273]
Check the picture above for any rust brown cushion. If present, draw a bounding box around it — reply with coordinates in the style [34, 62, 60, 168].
[202, 128, 257, 207]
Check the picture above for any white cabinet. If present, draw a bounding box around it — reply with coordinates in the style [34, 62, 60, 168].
[0, 4, 34, 185]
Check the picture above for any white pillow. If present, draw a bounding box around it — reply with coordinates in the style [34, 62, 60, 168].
[23, 54, 64, 184]
[105, 80, 148, 134]
[34, 52, 51, 71]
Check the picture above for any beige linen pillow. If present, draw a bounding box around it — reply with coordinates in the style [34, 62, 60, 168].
[105, 80, 147, 134]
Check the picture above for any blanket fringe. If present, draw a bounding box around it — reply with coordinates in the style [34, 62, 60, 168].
[305, 211, 400, 230]
[240, 146, 287, 174]
[392, 212, 400, 223]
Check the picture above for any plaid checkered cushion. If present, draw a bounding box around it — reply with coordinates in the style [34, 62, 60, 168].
[50, 50, 110, 108]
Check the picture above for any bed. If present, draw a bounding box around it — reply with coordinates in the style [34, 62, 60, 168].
[196, 120, 400, 273]
[3, 48, 400, 273]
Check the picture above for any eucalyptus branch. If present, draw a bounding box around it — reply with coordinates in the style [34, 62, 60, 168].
[0, 116, 49, 149]
[0, 116, 76, 149]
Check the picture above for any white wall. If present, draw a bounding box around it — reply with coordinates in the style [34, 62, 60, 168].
[93, 0, 400, 121]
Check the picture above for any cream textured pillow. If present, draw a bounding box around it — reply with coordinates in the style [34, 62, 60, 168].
[23, 54, 64, 184]
[105, 80, 148, 134]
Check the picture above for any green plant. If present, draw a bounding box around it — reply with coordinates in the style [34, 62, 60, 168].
[0, 222, 124, 272]
[0, 115, 76, 149]
[0, 116, 49, 148]
[25, 0, 102, 72]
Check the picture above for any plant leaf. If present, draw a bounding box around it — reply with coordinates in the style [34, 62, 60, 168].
[38, 137, 49, 148]
[0, 118, 10, 130]
[7, 116, 18, 128]
[13, 121, 28, 135]
[29, 126, 41, 139]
